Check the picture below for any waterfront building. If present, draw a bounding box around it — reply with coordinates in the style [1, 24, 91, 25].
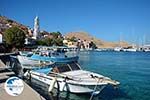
[0, 33, 2, 43]
[27, 27, 33, 37]
[0, 23, 11, 32]
[83, 40, 90, 49]
[63, 39, 76, 47]
[78, 40, 90, 50]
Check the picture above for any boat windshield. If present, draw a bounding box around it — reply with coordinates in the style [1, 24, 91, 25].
[69, 63, 80, 70]
[58, 64, 70, 73]
[52, 62, 81, 73]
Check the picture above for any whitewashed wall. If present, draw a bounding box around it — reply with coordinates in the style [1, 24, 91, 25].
[0, 34, 2, 43]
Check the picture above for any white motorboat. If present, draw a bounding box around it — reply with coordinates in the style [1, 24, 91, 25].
[123, 44, 137, 52]
[123, 48, 137, 52]
[114, 47, 122, 52]
[143, 45, 150, 52]
[24, 62, 120, 94]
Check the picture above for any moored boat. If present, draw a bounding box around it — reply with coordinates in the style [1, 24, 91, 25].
[17, 55, 54, 69]
[24, 61, 120, 94]
[30, 46, 79, 63]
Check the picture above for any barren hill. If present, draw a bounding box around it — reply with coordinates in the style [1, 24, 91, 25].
[65, 32, 129, 48]
[0, 16, 28, 34]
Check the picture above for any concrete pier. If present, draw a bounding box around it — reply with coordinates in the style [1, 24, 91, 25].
[0, 59, 46, 100]
[0, 81, 46, 100]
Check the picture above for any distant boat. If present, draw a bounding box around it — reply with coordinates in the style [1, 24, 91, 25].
[95, 48, 102, 51]
[123, 45, 137, 52]
[24, 61, 120, 94]
[114, 47, 122, 52]
[114, 33, 123, 52]
[143, 45, 150, 52]
[123, 48, 137, 52]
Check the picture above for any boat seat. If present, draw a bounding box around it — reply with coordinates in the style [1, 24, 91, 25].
[52, 67, 59, 73]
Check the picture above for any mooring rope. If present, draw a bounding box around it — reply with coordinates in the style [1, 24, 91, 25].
[89, 77, 101, 100]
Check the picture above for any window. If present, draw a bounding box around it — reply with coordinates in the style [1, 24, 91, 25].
[69, 63, 80, 71]
[56, 64, 71, 73]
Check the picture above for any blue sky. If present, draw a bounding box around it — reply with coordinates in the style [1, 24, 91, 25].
[0, 0, 150, 44]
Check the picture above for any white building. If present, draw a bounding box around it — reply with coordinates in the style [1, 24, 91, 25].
[0, 33, 2, 43]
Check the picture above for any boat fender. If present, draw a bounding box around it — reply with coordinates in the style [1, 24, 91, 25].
[48, 77, 57, 92]
[24, 70, 30, 79]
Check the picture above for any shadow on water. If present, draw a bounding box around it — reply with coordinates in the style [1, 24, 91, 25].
[25, 78, 92, 100]
[97, 85, 132, 100]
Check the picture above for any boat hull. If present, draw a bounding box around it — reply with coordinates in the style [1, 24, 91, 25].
[30, 54, 79, 63]
[28, 71, 106, 94]
[17, 55, 40, 65]
[17, 55, 53, 69]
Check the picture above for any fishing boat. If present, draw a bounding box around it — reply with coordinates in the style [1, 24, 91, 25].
[24, 61, 120, 94]
[17, 55, 54, 70]
[30, 53, 79, 63]
[18, 46, 78, 69]
[29, 46, 79, 63]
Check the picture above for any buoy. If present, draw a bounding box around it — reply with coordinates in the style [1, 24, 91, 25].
[24, 70, 29, 78]
[48, 77, 57, 92]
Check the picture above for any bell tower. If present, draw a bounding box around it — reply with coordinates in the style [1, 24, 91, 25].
[33, 16, 40, 39]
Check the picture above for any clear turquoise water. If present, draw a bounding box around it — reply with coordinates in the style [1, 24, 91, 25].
[78, 51, 150, 100]
[29, 51, 150, 100]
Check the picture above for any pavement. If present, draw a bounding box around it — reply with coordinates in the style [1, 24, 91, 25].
[0, 59, 46, 100]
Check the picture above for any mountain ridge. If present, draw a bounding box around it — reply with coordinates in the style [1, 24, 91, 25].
[65, 32, 129, 48]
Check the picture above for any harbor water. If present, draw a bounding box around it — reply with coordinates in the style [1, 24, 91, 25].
[28, 51, 150, 100]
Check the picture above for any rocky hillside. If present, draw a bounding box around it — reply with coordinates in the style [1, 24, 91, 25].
[0, 16, 28, 34]
[65, 32, 129, 48]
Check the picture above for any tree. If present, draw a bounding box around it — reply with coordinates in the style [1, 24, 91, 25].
[44, 38, 53, 46]
[36, 39, 47, 46]
[50, 31, 62, 38]
[55, 38, 63, 46]
[36, 31, 64, 46]
[4, 26, 26, 50]
[89, 41, 97, 49]
[69, 36, 77, 42]
[7, 19, 13, 23]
